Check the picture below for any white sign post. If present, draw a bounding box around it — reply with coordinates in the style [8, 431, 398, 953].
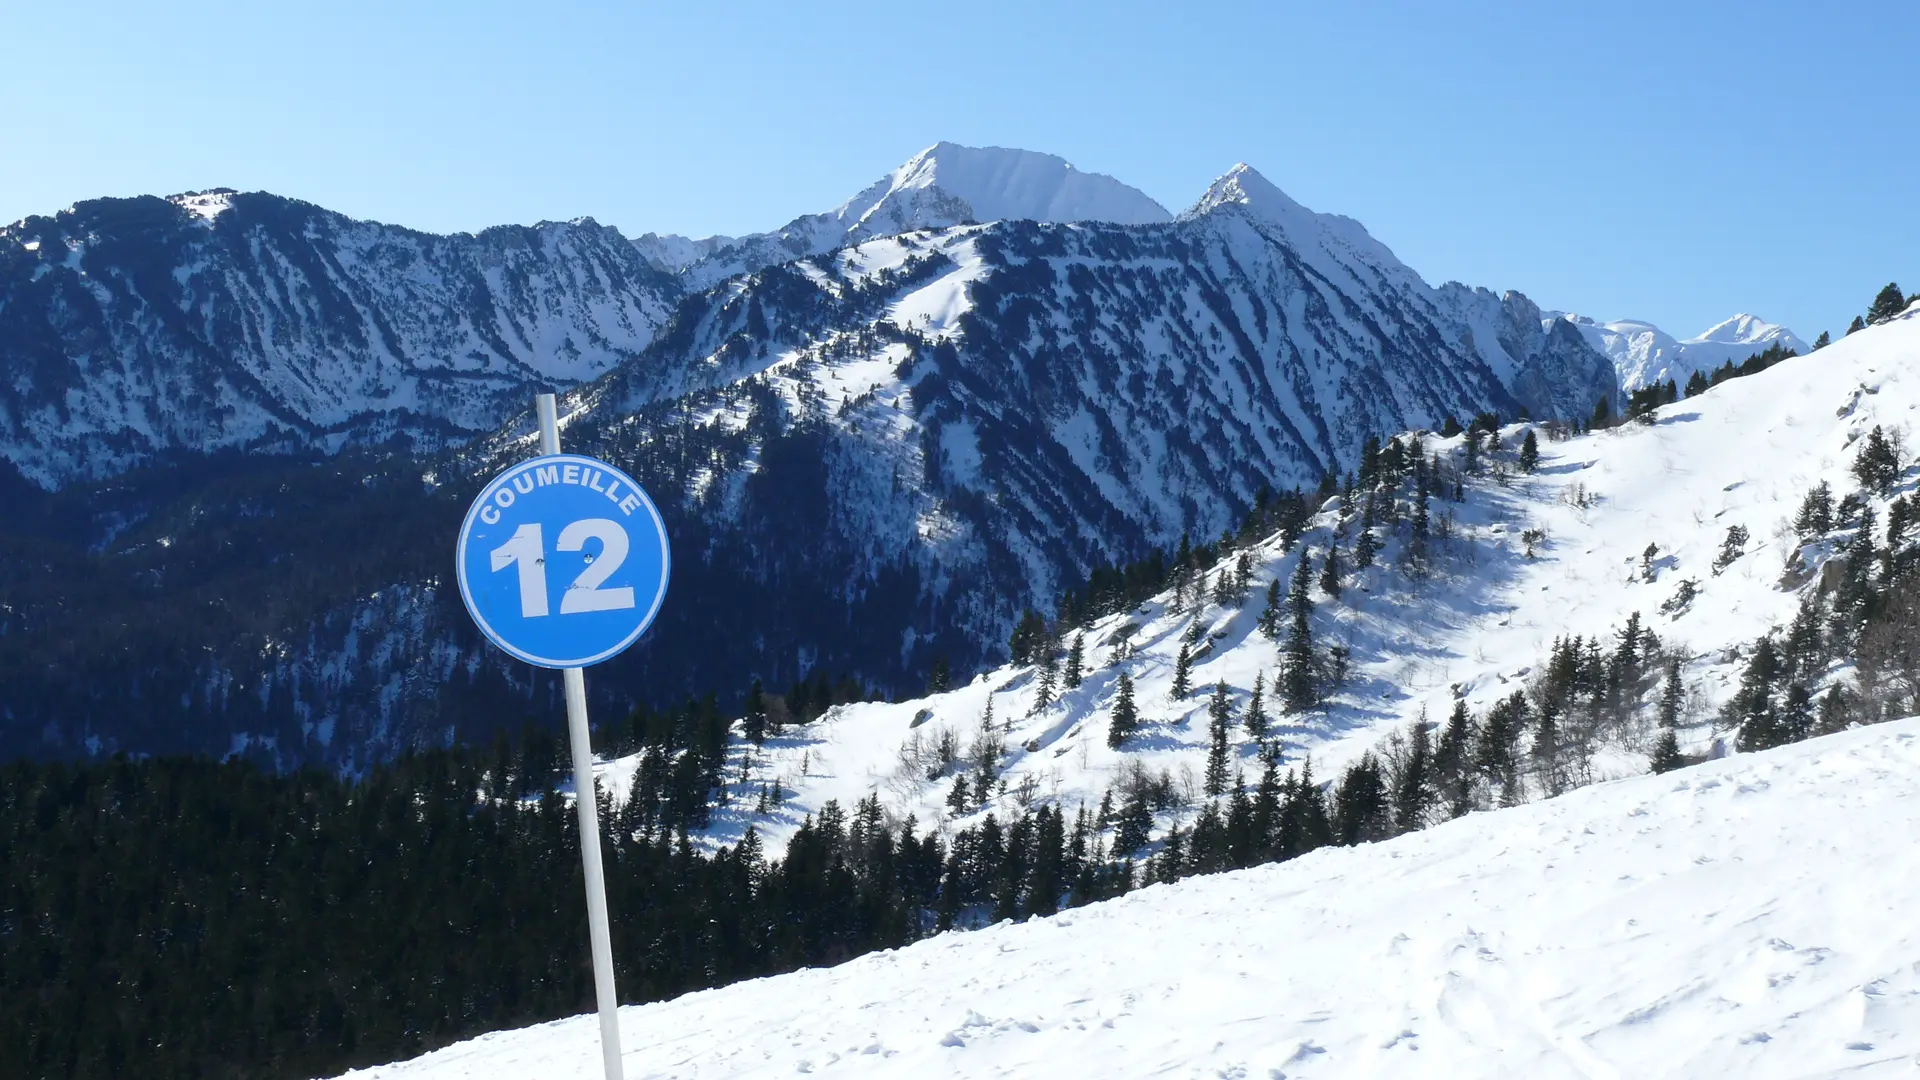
[455, 393, 673, 1080]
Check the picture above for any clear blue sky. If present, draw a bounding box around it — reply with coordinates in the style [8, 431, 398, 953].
[3, 1, 1910, 341]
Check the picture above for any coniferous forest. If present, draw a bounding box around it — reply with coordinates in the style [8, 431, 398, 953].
[0, 722, 1371, 1080]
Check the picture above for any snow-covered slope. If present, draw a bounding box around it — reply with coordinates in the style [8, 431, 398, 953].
[0, 190, 680, 486]
[657, 143, 1172, 288]
[603, 305, 1918, 861]
[340, 717, 1920, 1079]
[1553, 311, 1810, 391]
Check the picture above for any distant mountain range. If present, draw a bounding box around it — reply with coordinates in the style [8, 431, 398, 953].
[0, 191, 680, 487]
[1548, 311, 1809, 391]
[0, 142, 1785, 765]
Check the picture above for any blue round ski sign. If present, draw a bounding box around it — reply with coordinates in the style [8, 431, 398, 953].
[456, 454, 670, 669]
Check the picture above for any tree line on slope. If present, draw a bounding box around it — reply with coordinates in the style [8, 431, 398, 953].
[0, 724, 1395, 1079]
[1714, 425, 1920, 751]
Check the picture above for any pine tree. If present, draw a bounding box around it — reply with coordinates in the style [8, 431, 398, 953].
[1033, 647, 1058, 712]
[1713, 524, 1749, 574]
[1887, 495, 1913, 551]
[1794, 481, 1835, 538]
[1353, 521, 1377, 570]
[1391, 720, 1434, 835]
[1729, 636, 1781, 752]
[1852, 425, 1900, 493]
[1477, 692, 1529, 807]
[1171, 640, 1193, 699]
[1107, 671, 1138, 749]
[927, 657, 952, 695]
[1064, 632, 1085, 690]
[1782, 592, 1826, 681]
[1170, 532, 1195, 613]
[1812, 330, 1831, 350]
[1008, 609, 1047, 664]
[1333, 752, 1390, 845]
[1319, 544, 1343, 598]
[1519, 429, 1540, 472]
[1154, 827, 1187, 884]
[1205, 682, 1233, 796]
[1436, 699, 1474, 814]
[1112, 793, 1153, 856]
[1848, 314, 1867, 335]
[743, 679, 769, 744]
[947, 773, 971, 815]
[1530, 701, 1562, 797]
[1210, 569, 1234, 608]
[1410, 484, 1431, 562]
[1867, 282, 1907, 325]
[1359, 435, 1382, 488]
[1257, 579, 1282, 639]
[1816, 687, 1852, 737]
[1684, 370, 1710, 397]
[1778, 681, 1813, 745]
[1657, 657, 1683, 729]
[1244, 672, 1268, 739]
[974, 705, 1003, 788]
[1283, 554, 1317, 713]
[1649, 724, 1683, 774]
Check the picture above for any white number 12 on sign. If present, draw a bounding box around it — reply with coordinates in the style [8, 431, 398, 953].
[489, 520, 637, 618]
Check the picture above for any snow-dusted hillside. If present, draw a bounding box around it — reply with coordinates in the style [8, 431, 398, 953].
[340, 717, 1920, 1079]
[1553, 311, 1810, 391]
[0, 191, 680, 486]
[608, 305, 1917, 861]
[645, 142, 1171, 286]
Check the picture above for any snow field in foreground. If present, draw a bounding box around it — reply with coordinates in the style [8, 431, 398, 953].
[340, 718, 1920, 1080]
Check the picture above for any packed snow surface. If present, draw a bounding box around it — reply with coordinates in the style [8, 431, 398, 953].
[339, 718, 1920, 1079]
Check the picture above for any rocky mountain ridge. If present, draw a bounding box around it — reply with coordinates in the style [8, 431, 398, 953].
[3, 146, 1628, 765]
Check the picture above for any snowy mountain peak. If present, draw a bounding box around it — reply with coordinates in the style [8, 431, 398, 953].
[1182, 162, 1304, 219]
[1549, 310, 1809, 390]
[856, 141, 1171, 228]
[1692, 312, 1793, 346]
[1181, 162, 1418, 286]
[655, 143, 1171, 285]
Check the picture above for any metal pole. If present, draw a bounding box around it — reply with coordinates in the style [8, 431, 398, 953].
[537, 393, 626, 1080]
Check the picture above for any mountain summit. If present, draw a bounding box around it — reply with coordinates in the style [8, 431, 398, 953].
[638, 142, 1170, 284]
[861, 141, 1171, 230]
